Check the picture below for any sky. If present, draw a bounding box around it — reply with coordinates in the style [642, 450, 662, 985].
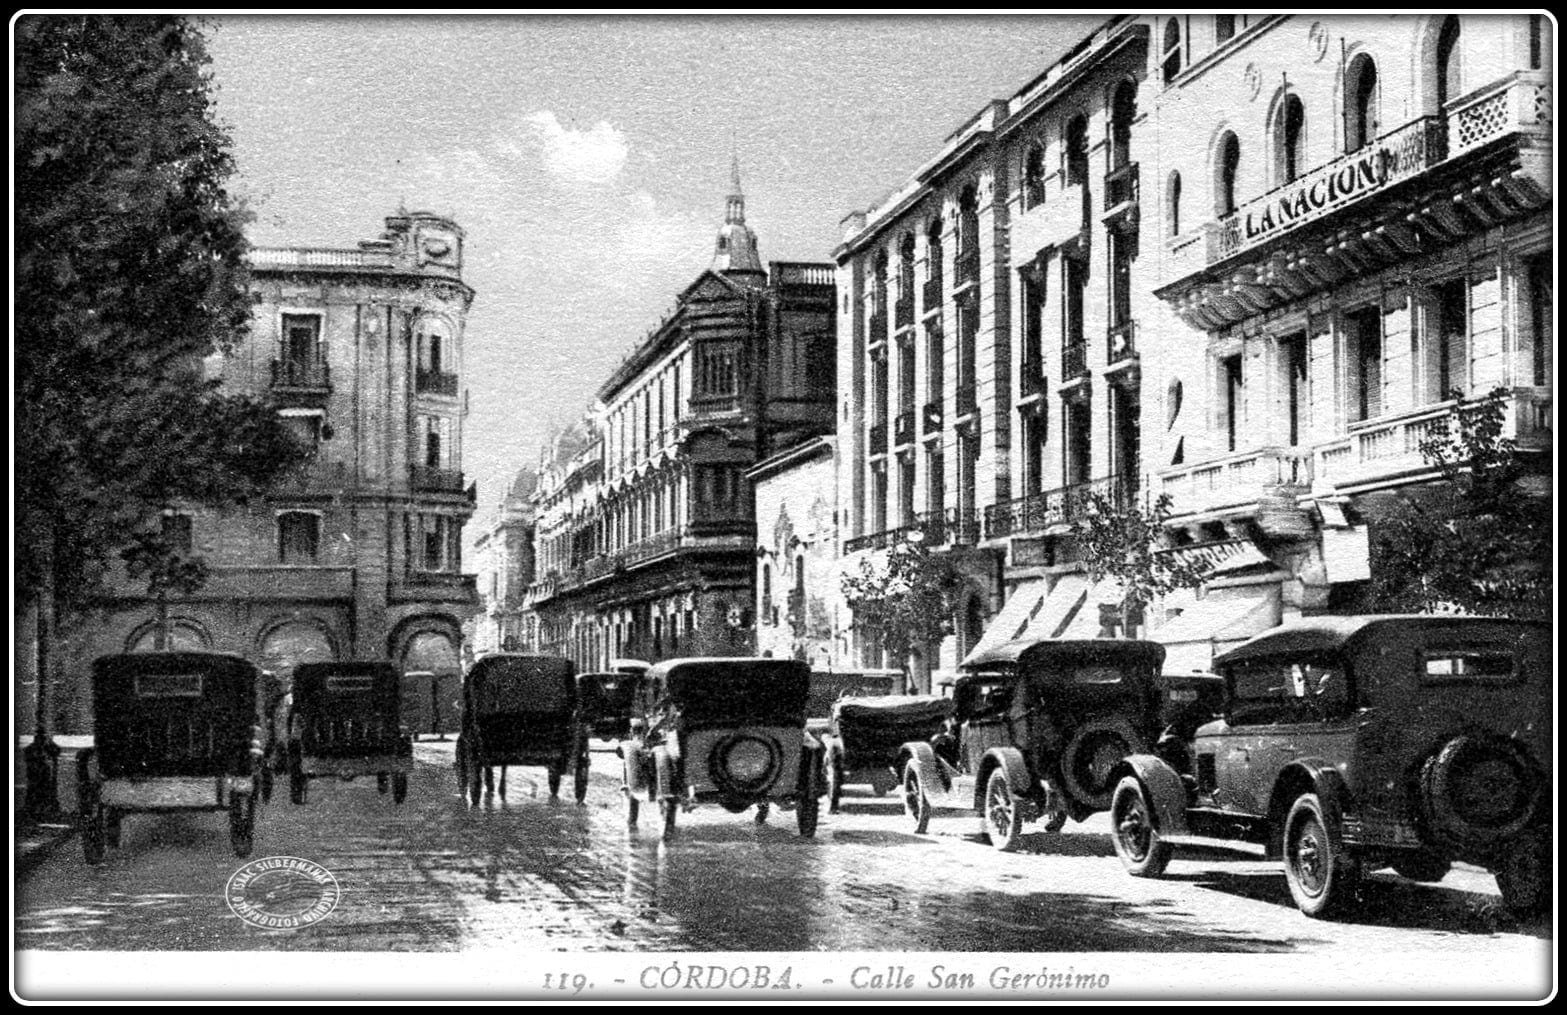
[204, 13, 1105, 538]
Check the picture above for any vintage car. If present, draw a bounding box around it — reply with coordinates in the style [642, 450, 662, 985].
[579, 659, 650, 741]
[899, 638, 1170, 851]
[285, 662, 413, 805]
[618, 657, 824, 839]
[456, 654, 590, 805]
[821, 695, 954, 813]
[1108, 616, 1551, 919]
[77, 652, 269, 863]
[804, 669, 900, 736]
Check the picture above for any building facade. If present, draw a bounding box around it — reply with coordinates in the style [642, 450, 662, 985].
[57, 211, 480, 724]
[831, 14, 1551, 682]
[523, 172, 838, 671]
[470, 467, 538, 658]
[749, 437, 844, 667]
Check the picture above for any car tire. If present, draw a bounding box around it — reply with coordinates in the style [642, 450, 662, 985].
[289, 747, 308, 806]
[902, 760, 931, 835]
[1109, 775, 1171, 877]
[454, 734, 468, 792]
[824, 749, 843, 815]
[1283, 793, 1359, 918]
[392, 772, 409, 805]
[1493, 826, 1550, 919]
[229, 783, 257, 859]
[624, 788, 640, 828]
[1060, 718, 1146, 811]
[1389, 851, 1451, 883]
[660, 797, 678, 841]
[1420, 735, 1541, 854]
[797, 753, 820, 837]
[574, 751, 590, 805]
[983, 769, 1025, 852]
[467, 745, 484, 807]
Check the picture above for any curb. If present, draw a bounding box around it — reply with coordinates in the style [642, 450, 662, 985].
[15, 817, 79, 880]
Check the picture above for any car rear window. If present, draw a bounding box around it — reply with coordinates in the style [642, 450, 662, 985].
[135, 673, 203, 698]
[1071, 665, 1124, 685]
[326, 674, 376, 693]
[1422, 651, 1517, 683]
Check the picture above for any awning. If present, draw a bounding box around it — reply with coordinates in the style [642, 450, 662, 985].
[1157, 538, 1272, 575]
[960, 579, 1049, 666]
[1054, 578, 1128, 639]
[1151, 591, 1279, 674]
[1017, 573, 1094, 642]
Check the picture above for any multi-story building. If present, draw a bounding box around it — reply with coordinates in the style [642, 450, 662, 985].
[471, 467, 538, 657]
[57, 210, 479, 722]
[523, 170, 837, 670]
[832, 14, 1552, 681]
[748, 436, 844, 667]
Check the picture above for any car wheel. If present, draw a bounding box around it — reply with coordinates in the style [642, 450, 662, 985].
[624, 788, 640, 828]
[660, 797, 678, 841]
[229, 783, 257, 859]
[1389, 851, 1451, 883]
[454, 734, 468, 792]
[902, 760, 931, 835]
[467, 746, 484, 807]
[547, 764, 563, 799]
[81, 799, 106, 866]
[288, 746, 308, 806]
[1494, 827, 1550, 919]
[574, 752, 590, 804]
[1061, 718, 1144, 811]
[1420, 735, 1541, 854]
[392, 772, 409, 805]
[1283, 793, 1359, 918]
[797, 792, 819, 837]
[105, 808, 124, 849]
[1109, 775, 1171, 877]
[984, 769, 1025, 852]
[824, 750, 843, 815]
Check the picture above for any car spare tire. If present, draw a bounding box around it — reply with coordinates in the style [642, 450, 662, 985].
[1419, 735, 1542, 856]
[1060, 717, 1147, 811]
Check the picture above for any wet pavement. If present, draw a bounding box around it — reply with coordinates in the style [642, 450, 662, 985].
[13, 742, 1552, 955]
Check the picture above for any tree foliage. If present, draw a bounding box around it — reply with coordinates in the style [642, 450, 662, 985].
[1071, 491, 1212, 636]
[1369, 388, 1551, 619]
[841, 536, 966, 670]
[16, 15, 305, 613]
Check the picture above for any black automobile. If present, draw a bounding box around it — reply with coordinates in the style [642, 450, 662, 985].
[456, 654, 589, 805]
[821, 695, 954, 813]
[618, 657, 824, 839]
[286, 661, 413, 805]
[578, 659, 648, 740]
[77, 652, 269, 863]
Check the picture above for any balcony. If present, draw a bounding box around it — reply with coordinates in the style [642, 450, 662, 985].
[415, 368, 459, 397]
[868, 422, 888, 455]
[955, 247, 980, 288]
[1107, 320, 1137, 365]
[922, 272, 943, 314]
[392, 570, 478, 605]
[271, 359, 330, 405]
[984, 476, 1128, 539]
[1020, 358, 1046, 398]
[770, 261, 835, 290]
[689, 392, 741, 415]
[894, 292, 914, 330]
[1157, 448, 1311, 523]
[1012, 181, 1088, 264]
[842, 508, 975, 555]
[409, 464, 466, 494]
[1104, 161, 1139, 218]
[868, 308, 887, 347]
[922, 400, 944, 434]
[1062, 339, 1088, 379]
[894, 410, 915, 446]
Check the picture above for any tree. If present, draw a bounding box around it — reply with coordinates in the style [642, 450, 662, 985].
[841, 534, 966, 685]
[16, 16, 306, 805]
[1071, 491, 1213, 638]
[1369, 388, 1551, 619]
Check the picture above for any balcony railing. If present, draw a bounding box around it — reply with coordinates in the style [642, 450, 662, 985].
[922, 272, 943, 312]
[894, 411, 915, 446]
[770, 261, 835, 288]
[955, 247, 979, 287]
[689, 392, 740, 414]
[842, 507, 976, 555]
[409, 464, 466, 493]
[250, 246, 394, 270]
[1107, 320, 1137, 364]
[922, 400, 944, 434]
[983, 475, 1128, 539]
[1062, 339, 1088, 378]
[868, 309, 887, 346]
[869, 422, 888, 455]
[894, 292, 914, 329]
[415, 368, 459, 396]
[1020, 358, 1046, 397]
[1104, 161, 1140, 212]
[1157, 448, 1311, 518]
[271, 358, 330, 391]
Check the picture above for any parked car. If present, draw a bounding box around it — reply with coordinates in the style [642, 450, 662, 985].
[821, 695, 954, 813]
[456, 654, 590, 805]
[285, 662, 413, 805]
[579, 659, 650, 740]
[1108, 616, 1551, 919]
[899, 638, 1169, 851]
[618, 657, 824, 839]
[77, 652, 269, 863]
[805, 669, 900, 735]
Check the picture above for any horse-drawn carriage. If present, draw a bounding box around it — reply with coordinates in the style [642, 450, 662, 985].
[456, 654, 590, 804]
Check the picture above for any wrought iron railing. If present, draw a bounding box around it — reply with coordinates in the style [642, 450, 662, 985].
[1107, 320, 1137, 364]
[1062, 339, 1088, 378]
[416, 368, 459, 396]
[922, 400, 944, 434]
[272, 359, 330, 390]
[983, 475, 1129, 539]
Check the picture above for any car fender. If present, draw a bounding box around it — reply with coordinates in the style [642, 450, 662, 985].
[1112, 754, 1190, 838]
[1265, 758, 1352, 859]
[897, 740, 947, 796]
[802, 728, 824, 753]
[973, 746, 1032, 812]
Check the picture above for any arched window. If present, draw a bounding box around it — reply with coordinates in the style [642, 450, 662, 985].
[925, 213, 943, 286]
[1110, 80, 1137, 170]
[1275, 94, 1306, 183]
[1167, 171, 1183, 237]
[898, 232, 916, 302]
[957, 185, 979, 261]
[1022, 145, 1046, 209]
[1215, 132, 1241, 216]
[1344, 54, 1379, 151]
[1436, 16, 1461, 109]
[1064, 115, 1088, 186]
[1162, 18, 1183, 83]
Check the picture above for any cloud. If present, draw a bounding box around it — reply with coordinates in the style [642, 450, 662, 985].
[524, 111, 628, 186]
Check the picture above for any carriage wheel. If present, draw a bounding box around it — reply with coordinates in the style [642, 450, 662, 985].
[392, 772, 409, 805]
[229, 783, 257, 858]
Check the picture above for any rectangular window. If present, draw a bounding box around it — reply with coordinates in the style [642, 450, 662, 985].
[926, 447, 945, 517]
[282, 314, 321, 365]
[1222, 354, 1244, 451]
[1064, 256, 1087, 370]
[925, 323, 945, 401]
[278, 512, 320, 565]
[1281, 332, 1308, 446]
[871, 463, 888, 534]
[1422, 651, 1517, 683]
[1022, 271, 1046, 388]
[1345, 307, 1383, 422]
[1526, 254, 1551, 386]
[1065, 399, 1092, 485]
[898, 454, 916, 526]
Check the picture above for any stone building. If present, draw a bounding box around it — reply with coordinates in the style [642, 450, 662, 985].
[523, 169, 837, 670]
[748, 437, 844, 667]
[471, 467, 538, 657]
[57, 210, 479, 723]
[830, 14, 1551, 681]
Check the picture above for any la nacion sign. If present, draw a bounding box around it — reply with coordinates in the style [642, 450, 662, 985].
[1210, 117, 1441, 262]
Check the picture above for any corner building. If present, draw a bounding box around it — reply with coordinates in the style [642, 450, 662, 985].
[59, 211, 479, 723]
[525, 171, 837, 670]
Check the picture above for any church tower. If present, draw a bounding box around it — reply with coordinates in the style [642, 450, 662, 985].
[710, 157, 764, 277]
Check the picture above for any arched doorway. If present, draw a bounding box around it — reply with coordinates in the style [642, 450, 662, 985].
[257, 619, 337, 684]
[401, 630, 461, 676]
[126, 619, 211, 653]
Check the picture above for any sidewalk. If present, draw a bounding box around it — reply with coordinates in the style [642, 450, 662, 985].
[14, 735, 91, 878]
